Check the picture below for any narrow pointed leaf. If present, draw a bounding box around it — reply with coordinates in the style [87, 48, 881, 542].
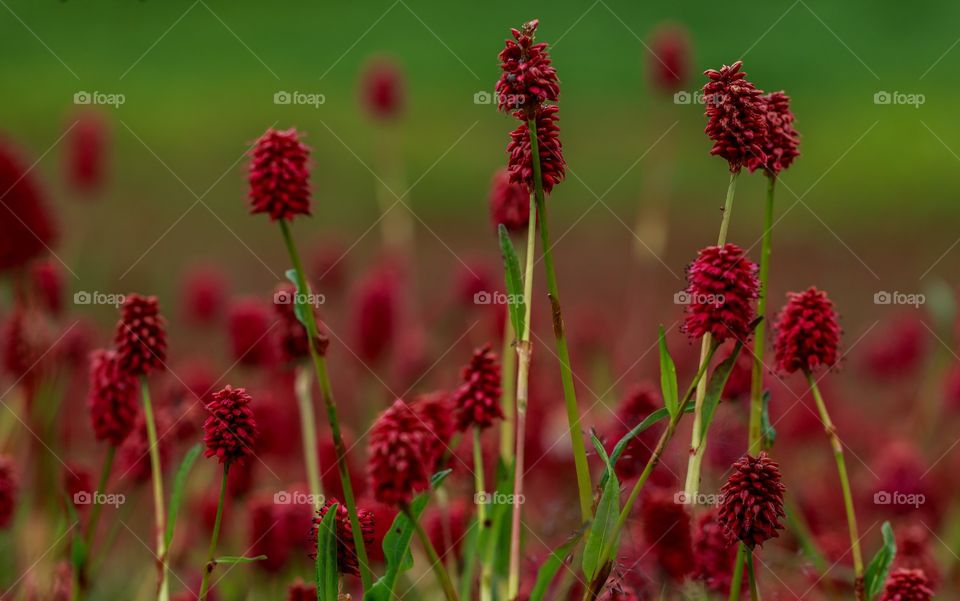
[165, 443, 202, 548]
[658, 326, 679, 417]
[284, 268, 310, 328]
[863, 521, 897, 601]
[315, 503, 339, 600]
[698, 340, 745, 443]
[760, 391, 776, 450]
[498, 224, 526, 337]
[215, 555, 268, 564]
[528, 524, 588, 601]
[583, 433, 619, 582]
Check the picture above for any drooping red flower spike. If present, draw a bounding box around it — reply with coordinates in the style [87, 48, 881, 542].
[496, 19, 560, 114]
[453, 344, 503, 431]
[749, 91, 800, 176]
[773, 287, 840, 374]
[640, 489, 695, 581]
[360, 57, 405, 121]
[87, 349, 139, 446]
[507, 104, 566, 195]
[0, 456, 18, 529]
[311, 498, 376, 577]
[880, 568, 934, 601]
[703, 61, 768, 172]
[647, 23, 691, 94]
[683, 243, 759, 343]
[285, 579, 317, 601]
[368, 399, 434, 506]
[114, 294, 167, 377]
[247, 128, 311, 221]
[489, 167, 530, 233]
[718, 452, 786, 548]
[203, 385, 258, 467]
[0, 138, 57, 272]
[693, 509, 738, 594]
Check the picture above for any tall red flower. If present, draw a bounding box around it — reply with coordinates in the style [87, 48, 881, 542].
[640, 489, 695, 581]
[65, 109, 108, 196]
[507, 104, 565, 195]
[647, 24, 691, 94]
[353, 264, 398, 364]
[30, 259, 63, 316]
[311, 498, 376, 577]
[718, 452, 786, 548]
[703, 61, 768, 172]
[489, 167, 530, 233]
[773, 287, 840, 373]
[496, 19, 560, 113]
[368, 399, 434, 506]
[414, 391, 455, 471]
[880, 568, 934, 601]
[114, 294, 167, 377]
[0, 456, 17, 528]
[750, 91, 800, 176]
[2, 307, 52, 383]
[683, 243, 759, 343]
[453, 344, 503, 431]
[180, 264, 227, 326]
[360, 57, 405, 121]
[203, 385, 258, 467]
[0, 138, 57, 272]
[227, 297, 276, 368]
[247, 128, 311, 221]
[87, 349, 139, 446]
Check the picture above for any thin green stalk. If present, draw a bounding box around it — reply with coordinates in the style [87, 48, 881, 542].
[140, 377, 169, 601]
[746, 548, 760, 601]
[527, 116, 593, 521]
[405, 504, 460, 601]
[499, 314, 516, 464]
[685, 171, 739, 499]
[81, 444, 116, 584]
[278, 219, 373, 590]
[474, 428, 492, 601]
[806, 372, 864, 592]
[728, 544, 748, 601]
[198, 464, 229, 601]
[293, 365, 323, 504]
[749, 176, 776, 454]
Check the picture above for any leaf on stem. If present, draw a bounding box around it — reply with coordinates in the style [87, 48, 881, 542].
[760, 391, 776, 450]
[165, 443, 202, 549]
[863, 521, 896, 601]
[528, 524, 588, 601]
[315, 502, 339, 601]
[214, 555, 268, 564]
[583, 433, 619, 583]
[498, 224, 526, 337]
[284, 268, 310, 328]
[658, 326, 679, 417]
[698, 339, 746, 444]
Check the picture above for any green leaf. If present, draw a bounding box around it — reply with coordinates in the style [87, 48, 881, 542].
[698, 340, 746, 443]
[284, 268, 310, 328]
[165, 443, 202, 549]
[598, 405, 695, 490]
[498, 224, 527, 337]
[364, 470, 452, 601]
[760, 391, 776, 450]
[863, 521, 897, 601]
[658, 326, 679, 417]
[583, 433, 619, 582]
[528, 524, 588, 601]
[315, 503, 339, 601]
[214, 555, 268, 564]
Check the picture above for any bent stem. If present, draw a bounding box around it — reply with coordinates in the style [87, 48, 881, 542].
[474, 428, 493, 601]
[405, 503, 460, 601]
[198, 464, 229, 601]
[685, 171, 739, 499]
[528, 116, 593, 521]
[140, 377, 169, 601]
[294, 365, 323, 503]
[278, 219, 373, 590]
[749, 176, 776, 453]
[806, 372, 864, 595]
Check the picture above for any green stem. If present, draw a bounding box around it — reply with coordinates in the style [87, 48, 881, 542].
[746, 548, 760, 601]
[198, 464, 229, 601]
[294, 365, 323, 504]
[474, 428, 492, 601]
[749, 176, 776, 454]
[84, 445, 115, 555]
[806, 372, 864, 589]
[685, 171, 739, 499]
[528, 116, 593, 522]
[278, 219, 373, 590]
[406, 504, 461, 601]
[499, 310, 517, 464]
[140, 377, 169, 601]
[728, 544, 748, 601]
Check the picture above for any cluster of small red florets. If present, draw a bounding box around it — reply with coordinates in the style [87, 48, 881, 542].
[114, 294, 167, 377]
[683, 243, 759, 343]
[311, 498, 376, 577]
[718, 452, 786, 548]
[87, 349, 139, 446]
[248, 128, 311, 221]
[367, 399, 435, 506]
[773, 287, 840, 374]
[203, 385, 258, 467]
[453, 344, 503, 431]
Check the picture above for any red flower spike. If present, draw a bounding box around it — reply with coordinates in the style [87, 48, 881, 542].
[496, 19, 560, 114]
[683, 243, 759, 343]
[717, 452, 786, 548]
[360, 57, 405, 121]
[31, 259, 64, 316]
[507, 104, 566, 195]
[880, 568, 934, 601]
[203, 385, 258, 467]
[454, 344, 503, 431]
[647, 24, 691, 94]
[368, 399, 434, 506]
[87, 349, 139, 446]
[749, 91, 800, 176]
[414, 391, 456, 471]
[227, 297, 277, 368]
[248, 128, 311, 221]
[640, 489, 695, 581]
[703, 61, 768, 173]
[66, 109, 108, 196]
[489, 167, 530, 233]
[114, 294, 167, 377]
[773, 287, 840, 374]
[693, 509, 738, 594]
[180, 264, 227, 326]
[0, 138, 57, 272]
[311, 498, 376, 577]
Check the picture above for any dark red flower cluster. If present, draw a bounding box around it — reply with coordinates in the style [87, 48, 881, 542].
[353, 264, 398, 364]
[692, 509, 738, 594]
[607, 384, 662, 480]
[87, 349, 139, 446]
[31, 259, 63, 316]
[311, 497, 376, 577]
[453, 344, 503, 431]
[718, 452, 786, 548]
[114, 294, 167, 377]
[489, 167, 530, 233]
[880, 568, 934, 601]
[0, 139, 57, 272]
[360, 57, 405, 121]
[1, 308, 49, 383]
[507, 104, 566, 195]
[247, 128, 311, 221]
[368, 399, 434, 506]
[773, 287, 840, 373]
[180, 264, 226, 326]
[227, 297, 276, 368]
[496, 19, 560, 113]
[414, 391, 455, 471]
[66, 109, 108, 196]
[703, 61, 768, 172]
[683, 243, 759, 343]
[0, 456, 17, 529]
[203, 385, 258, 467]
[749, 91, 800, 176]
[647, 24, 691, 94]
[640, 489, 695, 581]
[119, 410, 171, 483]
[247, 490, 312, 573]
